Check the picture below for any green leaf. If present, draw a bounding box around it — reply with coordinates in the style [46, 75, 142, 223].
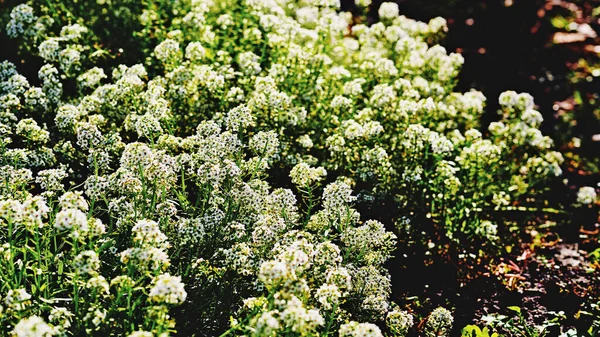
[461, 325, 482, 337]
[25, 245, 38, 259]
[507, 306, 521, 314]
[99, 239, 115, 252]
[39, 297, 55, 304]
[574, 90, 583, 105]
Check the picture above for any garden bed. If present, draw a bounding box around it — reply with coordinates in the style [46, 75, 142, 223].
[0, 1, 598, 336]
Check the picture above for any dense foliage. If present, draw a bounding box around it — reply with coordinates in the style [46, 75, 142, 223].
[0, 0, 597, 336]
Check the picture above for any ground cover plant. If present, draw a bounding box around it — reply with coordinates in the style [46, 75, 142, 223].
[0, 0, 598, 336]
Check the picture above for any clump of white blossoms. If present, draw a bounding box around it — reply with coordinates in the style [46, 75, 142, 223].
[6, 4, 36, 38]
[387, 309, 414, 336]
[425, 307, 454, 337]
[11, 316, 55, 337]
[77, 67, 107, 89]
[577, 186, 597, 205]
[185, 41, 206, 61]
[73, 250, 101, 275]
[154, 38, 181, 65]
[316, 283, 342, 310]
[148, 274, 187, 305]
[54, 208, 88, 235]
[378, 2, 400, 21]
[339, 321, 383, 337]
[5, 288, 32, 311]
[290, 162, 327, 188]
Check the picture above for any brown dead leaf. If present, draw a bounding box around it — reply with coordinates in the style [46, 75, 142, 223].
[579, 227, 599, 235]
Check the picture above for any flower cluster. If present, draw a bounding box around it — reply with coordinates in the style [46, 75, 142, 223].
[424, 307, 453, 337]
[148, 274, 187, 305]
[577, 186, 598, 205]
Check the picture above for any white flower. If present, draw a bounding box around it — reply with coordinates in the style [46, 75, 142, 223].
[316, 283, 342, 310]
[135, 114, 163, 139]
[499, 90, 518, 107]
[339, 321, 383, 337]
[516, 92, 535, 111]
[425, 307, 453, 337]
[48, 307, 73, 329]
[60, 23, 88, 40]
[521, 109, 543, 126]
[58, 47, 81, 74]
[11, 316, 54, 337]
[322, 181, 356, 213]
[185, 42, 206, 61]
[54, 208, 88, 233]
[379, 2, 399, 21]
[259, 261, 290, 286]
[148, 274, 187, 305]
[250, 131, 279, 158]
[355, 0, 372, 8]
[131, 219, 170, 249]
[290, 163, 327, 187]
[280, 295, 324, 333]
[238, 51, 262, 75]
[38, 38, 61, 62]
[255, 311, 280, 335]
[5, 288, 32, 311]
[154, 39, 181, 63]
[73, 250, 100, 275]
[387, 309, 414, 336]
[6, 4, 37, 38]
[225, 104, 254, 132]
[577, 186, 597, 205]
[77, 67, 106, 88]
[58, 191, 88, 211]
